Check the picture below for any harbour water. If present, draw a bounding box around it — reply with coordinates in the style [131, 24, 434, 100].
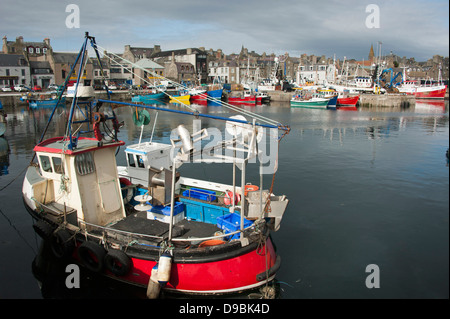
[0, 99, 448, 299]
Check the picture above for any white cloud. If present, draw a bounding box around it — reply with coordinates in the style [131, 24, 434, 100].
[0, 0, 448, 60]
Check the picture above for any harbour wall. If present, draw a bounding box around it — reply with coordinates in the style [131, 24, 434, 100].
[1, 90, 447, 108]
[267, 91, 448, 107]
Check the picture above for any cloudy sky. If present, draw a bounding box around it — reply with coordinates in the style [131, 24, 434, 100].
[1, 0, 448, 61]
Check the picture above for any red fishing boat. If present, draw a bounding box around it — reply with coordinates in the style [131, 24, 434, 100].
[23, 33, 290, 298]
[414, 85, 447, 99]
[336, 93, 359, 110]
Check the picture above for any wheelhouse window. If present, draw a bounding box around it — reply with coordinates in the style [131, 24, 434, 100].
[127, 153, 136, 167]
[39, 155, 53, 173]
[52, 157, 64, 174]
[136, 155, 145, 168]
[75, 152, 95, 175]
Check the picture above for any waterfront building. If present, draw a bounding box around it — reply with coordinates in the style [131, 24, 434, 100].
[92, 57, 111, 87]
[0, 54, 31, 88]
[151, 48, 208, 84]
[296, 61, 338, 85]
[133, 58, 165, 86]
[208, 60, 239, 84]
[46, 52, 93, 86]
[29, 61, 54, 89]
[2, 36, 52, 59]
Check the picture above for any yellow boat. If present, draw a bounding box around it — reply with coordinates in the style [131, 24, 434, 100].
[169, 95, 191, 105]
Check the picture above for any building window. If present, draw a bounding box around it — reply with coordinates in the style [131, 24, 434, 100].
[36, 47, 40, 54]
[6, 69, 10, 76]
[43, 48, 47, 54]
[28, 47, 34, 54]
[22, 69, 25, 76]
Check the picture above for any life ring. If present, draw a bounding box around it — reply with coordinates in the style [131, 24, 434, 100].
[93, 122, 102, 141]
[244, 184, 259, 196]
[78, 241, 107, 272]
[104, 249, 132, 276]
[198, 239, 226, 247]
[51, 228, 75, 259]
[119, 177, 134, 204]
[223, 190, 240, 205]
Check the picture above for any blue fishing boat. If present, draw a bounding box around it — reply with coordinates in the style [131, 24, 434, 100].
[326, 95, 338, 110]
[131, 92, 166, 103]
[28, 96, 66, 109]
[20, 93, 66, 109]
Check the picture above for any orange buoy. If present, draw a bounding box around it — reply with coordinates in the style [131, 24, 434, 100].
[244, 184, 259, 196]
[223, 190, 240, 205]
[198, 239, 226, 247]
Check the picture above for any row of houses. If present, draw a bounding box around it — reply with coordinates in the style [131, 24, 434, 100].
[1, 36, 448, 90]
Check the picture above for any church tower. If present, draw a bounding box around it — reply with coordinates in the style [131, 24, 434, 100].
[368, 44, 375, 63]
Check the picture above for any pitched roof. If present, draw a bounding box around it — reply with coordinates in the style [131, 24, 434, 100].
[0, 54, 28, 67]
[134, 58, 164, 69]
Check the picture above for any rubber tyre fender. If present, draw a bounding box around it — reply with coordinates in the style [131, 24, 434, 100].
[105, 249, 133, 276]
[33, 219, 54, 240]
[51, 229, 75, 259]
[78, 241, 107, 272]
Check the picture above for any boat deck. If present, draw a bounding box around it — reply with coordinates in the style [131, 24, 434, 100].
[109, 211, 222, 244]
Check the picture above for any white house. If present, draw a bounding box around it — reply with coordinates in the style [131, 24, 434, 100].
[208, 61, 239, 84]
[0, 54, 31, 88]
[296, 63, 337, 85]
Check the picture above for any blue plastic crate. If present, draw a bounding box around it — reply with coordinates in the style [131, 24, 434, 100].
[182, 188, 217, 202]
[179, 197, 229, 224]
[149, 201, 184, 216]
[216, 213, 253, 240]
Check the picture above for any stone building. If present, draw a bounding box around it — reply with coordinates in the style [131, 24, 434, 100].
[133, 58, 165, 86]
[2, 36, 52, 59]
[46, 52, 93, 86]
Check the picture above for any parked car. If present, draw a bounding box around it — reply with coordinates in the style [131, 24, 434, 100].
[14, 84, 29, 92]
[1, 86, 13, 92]
[32, 85, 42, 92]
[47, 84, 59, 91]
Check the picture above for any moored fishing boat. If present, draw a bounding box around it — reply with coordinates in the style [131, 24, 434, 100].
[336, 92, 359, 110]
[131, 92, 166, 103]
[189, 87, 208, 105]
[290, 92, 330, 109]
[228, 92, 257, 106]
[22, 33, 290, 298]
[414, 85, 447, 99]
[20, 93, 66, 109]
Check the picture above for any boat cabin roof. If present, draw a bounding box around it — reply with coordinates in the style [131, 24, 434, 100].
[34, 136, 125, 155]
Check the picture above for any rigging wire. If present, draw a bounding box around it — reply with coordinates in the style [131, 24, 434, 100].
[92, 43, 282, 128]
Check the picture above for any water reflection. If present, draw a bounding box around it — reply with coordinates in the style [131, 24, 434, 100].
[0, 98, 448, 299]
[0, 137, 10, 176]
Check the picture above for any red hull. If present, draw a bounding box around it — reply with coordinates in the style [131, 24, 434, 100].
[414, 86, 447, 99]
[228, 96, 257, 105]
[337, 95, 359, 106]
[190, 93, 208, 105]
[74, 236, 278, 295]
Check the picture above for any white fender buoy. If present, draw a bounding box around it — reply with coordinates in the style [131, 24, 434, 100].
[157, 252, 172, 285]
[146, 264, 160, 299]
